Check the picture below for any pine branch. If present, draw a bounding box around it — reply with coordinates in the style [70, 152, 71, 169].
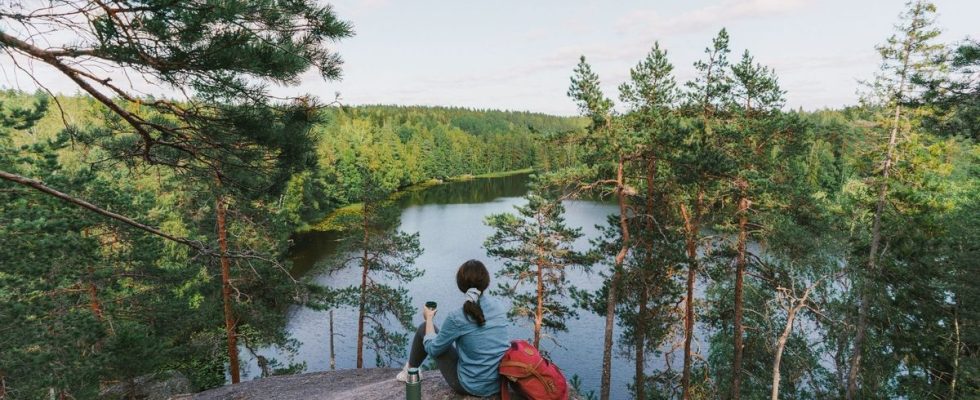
[0, 169, 207, 251]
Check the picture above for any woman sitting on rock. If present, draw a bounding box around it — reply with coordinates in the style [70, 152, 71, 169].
[397, 259, 511, 397]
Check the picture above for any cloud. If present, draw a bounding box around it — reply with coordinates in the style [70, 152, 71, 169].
[618, 0, 813, 36]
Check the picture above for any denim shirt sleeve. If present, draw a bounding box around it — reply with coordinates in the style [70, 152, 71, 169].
[423, 312, 461, 356]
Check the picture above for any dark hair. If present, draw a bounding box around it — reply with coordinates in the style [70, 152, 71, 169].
[457, 259, 490, 326]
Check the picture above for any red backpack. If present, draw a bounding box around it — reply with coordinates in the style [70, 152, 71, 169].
[498, 340, 569, 400]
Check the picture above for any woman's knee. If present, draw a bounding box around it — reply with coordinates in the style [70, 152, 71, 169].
[416, 321, 438, 336]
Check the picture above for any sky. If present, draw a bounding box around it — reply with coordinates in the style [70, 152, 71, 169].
[2, 0, 977, 116]
[306, 0, 978, 115]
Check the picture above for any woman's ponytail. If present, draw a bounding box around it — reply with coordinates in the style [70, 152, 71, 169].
[457, 260, 490, 327]
[463, 297, 486, 326]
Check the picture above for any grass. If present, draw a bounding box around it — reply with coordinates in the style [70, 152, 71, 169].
[404, 178, 444, 191]
[448, 168, 534, 181]
[309, 203, 364, 232]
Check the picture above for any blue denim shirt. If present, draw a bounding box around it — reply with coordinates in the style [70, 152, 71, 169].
[423, 295, 510, 396]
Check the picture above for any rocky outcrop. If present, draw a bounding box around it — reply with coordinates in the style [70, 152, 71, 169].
[182, 368, 583, 400]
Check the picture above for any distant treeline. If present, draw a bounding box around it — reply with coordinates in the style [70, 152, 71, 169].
[308, 105, 584, 211]
[2, 91, 585, 226]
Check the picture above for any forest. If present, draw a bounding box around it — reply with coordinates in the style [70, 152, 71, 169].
[0, 0, 976, 399]
[0, 91, 582, 395]
[309, 105, 583, 215]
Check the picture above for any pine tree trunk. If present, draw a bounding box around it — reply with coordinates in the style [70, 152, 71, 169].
[86, 265, 105, 323]
[771, 286, 812, 400]
[215, 189, 240, 384]
[846, 288, 869, 398]
[356, 206, 370, 369]
[534, 256, 545, 349]
[600, 251, 621, 400]
[636, 284, 648, 400]
[847, 103, 904, 400]
[601, 159, 631, 400]
[80, 229, 106, 324]
[680, 191, 702, 400]
[635, 156, 657, 400]
[950, 302, 959, 399]
[732, 193, 750, 400]
[847, 18, 916, 396]
[87, 281, 104, 321]
[681, 215, 696, 400]
[329, 309, 336, 370]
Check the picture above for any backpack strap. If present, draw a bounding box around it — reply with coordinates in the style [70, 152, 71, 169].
[500, 378, 510, 400]
[499, 360, 556, 393]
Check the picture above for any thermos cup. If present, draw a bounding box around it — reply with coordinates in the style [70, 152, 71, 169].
[406, 302, 434, 399]
[405, 367, 421, 400]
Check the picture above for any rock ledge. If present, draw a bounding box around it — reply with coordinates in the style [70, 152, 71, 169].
[183, 368, 582, 400]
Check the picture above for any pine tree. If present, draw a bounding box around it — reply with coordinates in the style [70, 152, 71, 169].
[916, 39, 979, 140]
[726, 49, 785, 400]
[0, 95, 272, 396]
[322, 158, 423, 368]
[485, 188, 585, 348]
[619, 42, 679, 113]
[567, 55, 635, 400]
[847, 2, 944, 397]
[678, 28, 734, 399]
[911, 39, 980, 397]
[0, 1, 354, 386]
[617, 42, 685, 400]
[568, 56, 615, 132]
[686, 28, 734, 122]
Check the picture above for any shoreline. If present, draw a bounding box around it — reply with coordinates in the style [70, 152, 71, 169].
[302, 168, 534, 232]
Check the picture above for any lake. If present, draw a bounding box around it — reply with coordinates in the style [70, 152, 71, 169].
[248, 173, 658, 399]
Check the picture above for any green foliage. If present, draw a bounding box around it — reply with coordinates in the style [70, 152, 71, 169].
[568, 56, 614, 129]
[569, 374, 598, 400]
[916, 39, 980, 140]
[0, 0, 355, 391]
[485, 185, 587, 345]
[685, 28, 733, 114]
[0, 1, 976, 398]
[309, 106, 584, 218]
[863, 0, 945, 107]
[730, 50, 784, 111]
[1, 96, 224, 397]
[619, 42, 679, 112]
[317, 168, 423, 367]
[555, 5, 977, 397]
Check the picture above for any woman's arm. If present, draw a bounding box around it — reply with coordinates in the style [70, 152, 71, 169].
[422, 308, 461, 356]
[424, 305, 437, 336]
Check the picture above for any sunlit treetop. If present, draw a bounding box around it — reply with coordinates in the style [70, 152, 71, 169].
[618, 41, 679, 114]
[568, 55, 614, 130]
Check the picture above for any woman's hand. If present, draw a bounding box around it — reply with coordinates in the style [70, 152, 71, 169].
[422, 304, 437, 321]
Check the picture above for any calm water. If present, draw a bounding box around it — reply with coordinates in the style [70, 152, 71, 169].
[246, 173, 651, 398]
